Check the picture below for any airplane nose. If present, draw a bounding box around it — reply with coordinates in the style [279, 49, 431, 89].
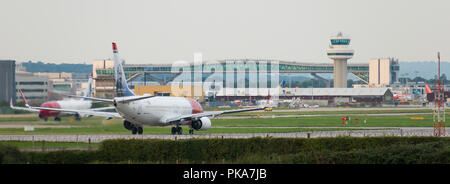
[187, 98, 203, 114]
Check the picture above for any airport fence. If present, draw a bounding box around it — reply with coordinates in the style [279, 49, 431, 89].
[0, 128, 447, 145]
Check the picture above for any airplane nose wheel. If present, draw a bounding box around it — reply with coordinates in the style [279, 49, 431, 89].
[189, 129, 194, 135]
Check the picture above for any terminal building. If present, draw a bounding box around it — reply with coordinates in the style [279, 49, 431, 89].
[89, 33, 399, 105]
[15, 71, 49, 104]
[93, 59, 115, 98]
[92, 58, 398, 104]
[211, 87, 393, 106]
[0, 60, 15, 104]
[34, 72, 73, 92]
[13, 64, 90, 104]
[369, 58, 400, 87]
[92, 59, 374, 98]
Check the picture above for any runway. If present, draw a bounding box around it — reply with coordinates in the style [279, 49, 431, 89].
[0, 125, 85, 128]
[0, 127, 445, 143]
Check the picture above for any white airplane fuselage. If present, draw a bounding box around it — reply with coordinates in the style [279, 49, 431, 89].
[115, 96, 203, 126]
[40, 99, 92, 117]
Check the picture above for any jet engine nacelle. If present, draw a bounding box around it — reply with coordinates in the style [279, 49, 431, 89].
[191, 117, 212, 130]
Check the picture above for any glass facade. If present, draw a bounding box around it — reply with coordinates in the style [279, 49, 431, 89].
[19, 89, 47, 92]
[391, 65, 400, 71]
[17, 81, 46, 85]
[97, 62, 371, 88]
[331, 39, 350, 45]
[97, 63, 368, 77]
[53, 84, 71, 88]
[327, 53, 354, 56]
[348, 66, 369, 71]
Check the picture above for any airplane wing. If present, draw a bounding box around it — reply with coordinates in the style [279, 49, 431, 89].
[67, 95, 115, 103]
[164, 106, 267, 123]
[67, 95, 155, 103]
[90, 106, 116, 111]
[24, 105, 122, 118]
[9, 99, 40, 112]
[14, 90, 121, 119]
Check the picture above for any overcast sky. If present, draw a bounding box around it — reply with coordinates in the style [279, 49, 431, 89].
[1, 0, 449, 64]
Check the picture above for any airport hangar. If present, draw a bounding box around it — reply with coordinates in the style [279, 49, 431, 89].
[92, 59, 397, 106]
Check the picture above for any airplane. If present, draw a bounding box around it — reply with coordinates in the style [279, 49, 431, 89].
[278, 80, 286, 88]
[64, 42, 267, 135]
[10, 74, 115, 121]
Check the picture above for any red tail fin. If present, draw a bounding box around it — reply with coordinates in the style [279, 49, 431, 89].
[112, 42, 118, 51]
[18, 89, 29, 106]
[425, 84, 432, 94]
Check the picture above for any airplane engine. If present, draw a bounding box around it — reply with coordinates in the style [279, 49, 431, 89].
[191, 117, 211, 130]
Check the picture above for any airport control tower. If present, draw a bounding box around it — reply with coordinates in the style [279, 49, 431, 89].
[327, 32, 354, 88]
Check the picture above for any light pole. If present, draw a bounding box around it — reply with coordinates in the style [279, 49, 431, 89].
[311, 79, 314, 106]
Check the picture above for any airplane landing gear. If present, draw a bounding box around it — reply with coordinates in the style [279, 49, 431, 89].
[39, 115, 48, 121]
[137, 127, 143, 135]
[189, 129, 194, 135]
[131, 126, 143, 135]
[124, 120, 143, 135]
[54, 117, 61, 121]
[39, 114, 48, 121]
[171, 126, 182, 135]
[124, 120, 132, 130]
[74, 114, 82, 121]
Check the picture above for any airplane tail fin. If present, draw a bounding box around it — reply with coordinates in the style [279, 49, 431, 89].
[112, 42, 135, 97]
[18, 89, 30, 107]
[425, 84, 433, 94]
[278, 80, 286, 88]
[83, 73, 94, 100]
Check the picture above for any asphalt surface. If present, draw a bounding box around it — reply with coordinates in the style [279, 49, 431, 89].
[0, 127, 446, 143]
[0, 125, 85, 128]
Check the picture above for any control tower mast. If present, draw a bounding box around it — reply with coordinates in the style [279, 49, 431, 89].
[327, 32, 354, 88]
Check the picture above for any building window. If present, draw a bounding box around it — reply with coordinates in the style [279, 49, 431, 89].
[20, 89, 46, 92]
[331, 39, 350, 45]
[18, 81, 45, 85]
[327, 53, 354, 56]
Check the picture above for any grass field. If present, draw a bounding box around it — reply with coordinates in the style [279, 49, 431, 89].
[213, 114, 436, 127]
[220, 108, 435, 116]
[0, 108, 445, 135]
